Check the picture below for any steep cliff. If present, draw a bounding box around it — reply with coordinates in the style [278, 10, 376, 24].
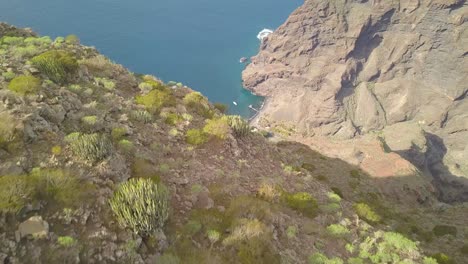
[243, 0, 468, 202]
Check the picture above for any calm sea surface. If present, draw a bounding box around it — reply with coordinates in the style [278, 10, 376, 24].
[0, 0, 301, 117]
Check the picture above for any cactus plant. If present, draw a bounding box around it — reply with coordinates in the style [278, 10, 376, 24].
[226, 115, 251, 137]
[109, 178, 169, 235]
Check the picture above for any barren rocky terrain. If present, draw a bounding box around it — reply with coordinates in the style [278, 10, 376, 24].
[243, 0, 468, 203]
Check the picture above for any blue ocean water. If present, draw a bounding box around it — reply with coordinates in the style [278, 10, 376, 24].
[0, 0, 301, 117]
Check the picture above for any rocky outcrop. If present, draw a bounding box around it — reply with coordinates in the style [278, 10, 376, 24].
[243, 0, 468, 201]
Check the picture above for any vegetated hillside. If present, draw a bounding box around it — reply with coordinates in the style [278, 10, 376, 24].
[0, 23, 467, 264]
[242, 0, 468, 203]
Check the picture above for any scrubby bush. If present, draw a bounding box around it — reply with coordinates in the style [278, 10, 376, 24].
[223, 219, 267, 245]
[286, 226, 297, 239]
[203, 118, 230, 140]
[24, 36, 52, 46]
[8, 75, 41, 95]
[1, 36, 24, 45]
[118, 139, 134, 152]
[111, 127, 127, 141]
[57, 236, 77, 247]
[135, 89, 175, 113]
[326, 224, 350, 238]
[163, 113, 183, 126]
[226, 115, 250, 137]
[131, 110, 153, 123]
[30, 169, 90, 206]
[354, 203, 381, 223]
[432, 225, 457, 237]
[51, 145, 62, 155]
[0, 112, 16, 146]
[358, 231, 422, 263]
[31, 50, 78, 83]
[186, 129, 208, 146]
[68, 133, 112, 163]
[283, 192, 318, 218]
[109, 178, 170, 235]
[183, 92, 212, 117]
[94, 77, 115, 90]
[257, 183, 281, 202]
[308, 253, 343, 264]
[81, 115, 98, 126]
[13, 45, 41, 58]
[65, 34, 79, 44]
[327, 192, 342, 203]
[214, 102, 228, 113]
[0, 175, 34, 213]
[2, 71, 15, 81]
[429, 253, 454, 264]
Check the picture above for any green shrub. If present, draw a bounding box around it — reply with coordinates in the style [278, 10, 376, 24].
[31, 50, 78, 83]
[109, 178, 170, 235]
[68, 133, 112, 163]
[81, 115, 98, 126]
[1, 36, 24, 45]
[429, 253, 455, 264]
[327, 192, 342, 203]
[432, 225, 457, 237]
[347, 258, 364, 264]
[354, 203, 381, 223]
[135, 89, 175, 113]
[213, 102, 228, 113]
[226, 115, 250, 137]
[30, 169, 90, 206]
[0, 175, 34, 213]
[111, 127, 127, 141]
[0, 112, 16, 146]
[183, 92, 212, 117]
[283, 192, 318, 218]
[186, 129, 208, 146]
[330, 187, 343, 198]
[164, 113, 183, 126]
[8, 75, 41, 95]
[24, 36, 52, 46]
[13, 45, 41, 58]
[326, 224, 350, 238]
[358, 231, 420, 263]
[94, 77, 115, 90]
[2, 71, 15, 81]
[118, 139, 134, 152]
[65, 34, 79, 44]
[131, 110, 153, 123]
[286, 226, 297, 239]
[57, 236, 76, 247]
[203, 118, 230, 140]
[308, 253, 343, 264]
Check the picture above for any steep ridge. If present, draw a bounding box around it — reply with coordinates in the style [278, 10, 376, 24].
[243, 0, 468, 202]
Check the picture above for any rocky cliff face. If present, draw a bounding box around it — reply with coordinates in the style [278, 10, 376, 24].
[243, 0, 468, 202]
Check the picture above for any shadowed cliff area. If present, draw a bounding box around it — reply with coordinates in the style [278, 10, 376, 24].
[242, 0, 468, 208]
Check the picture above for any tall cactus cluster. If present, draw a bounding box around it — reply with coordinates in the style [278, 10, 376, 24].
[226, 115, 251, 137]
[68, 133, 112, 163]
[109, 178, 169, 235]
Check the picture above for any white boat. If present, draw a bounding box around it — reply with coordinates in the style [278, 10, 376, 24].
[239, 57, 247, 63]
[257, 29, 273, 41]
[232, 101, 238, 106]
